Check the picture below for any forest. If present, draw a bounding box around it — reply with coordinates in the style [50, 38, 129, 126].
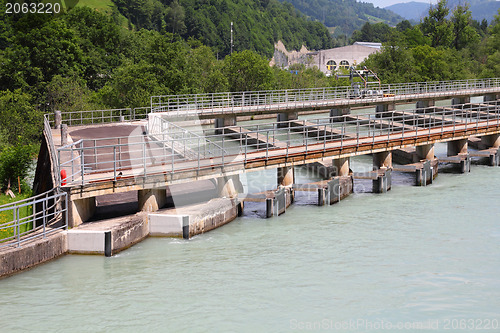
[1, 0, 500, 193]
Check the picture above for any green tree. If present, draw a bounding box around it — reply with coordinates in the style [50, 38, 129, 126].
[0, 90, 43, 145]
[46, 75, 101, 112]
[99, 60, 168, 108]
[166, 0, 186, 35]
[420, 0, 453, 48]
[223, 50, 274, 92]
[451, 4, 479, 50]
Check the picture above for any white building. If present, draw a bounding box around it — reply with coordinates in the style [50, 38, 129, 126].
[270, 41, 382, 75]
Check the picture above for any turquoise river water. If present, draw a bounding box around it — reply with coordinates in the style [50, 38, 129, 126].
[1, 144, 500, 332]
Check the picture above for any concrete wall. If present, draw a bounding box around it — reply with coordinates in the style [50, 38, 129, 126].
[0, 233, 67, 278]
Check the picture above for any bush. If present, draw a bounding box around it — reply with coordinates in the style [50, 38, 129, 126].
[0, 144, 38, 193]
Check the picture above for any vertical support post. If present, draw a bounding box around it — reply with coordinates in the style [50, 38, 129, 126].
[104, 231, 112, 257]
[182, 216, 190, 239]
[317, 188, 325, 206]
[266, 198, 273, 218]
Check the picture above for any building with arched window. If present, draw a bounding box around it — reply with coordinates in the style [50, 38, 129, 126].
[270, 41, 381, 76]
[309, 43, 381, 75]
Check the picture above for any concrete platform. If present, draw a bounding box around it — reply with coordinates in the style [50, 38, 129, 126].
[67, 212, 149, 255]
[149, 198, 241, 238]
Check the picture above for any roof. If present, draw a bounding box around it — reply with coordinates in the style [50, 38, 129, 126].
[353, 42, 382, 49]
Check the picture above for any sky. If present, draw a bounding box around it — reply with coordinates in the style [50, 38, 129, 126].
[361, 0, 437, 8]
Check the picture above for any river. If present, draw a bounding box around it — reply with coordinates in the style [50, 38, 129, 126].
[1, 144, 500, 332]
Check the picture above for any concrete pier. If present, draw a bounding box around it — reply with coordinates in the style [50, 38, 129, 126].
[333, 157, 350, 177]
[416, 144, 435, 161]
[392, 145, 438, 186]
[372, 169, 392, 193]
[217, 175, 241, 198]
[215, 116, 236, 134]
[483, 93, 499, 102]
[448, 139, 468, 156]
[373, 151, 392, 170]
[278, 166, 294, 187]
[69, 196, 96, 228]
[277, 111, 298, 128]
[416, 100, 435, 109]
[481, 133, 500, 148]
[375, 103, 395, 118]
[372, 151, 392, 193]
[138, 188, 167, 212]
[330, 107, 350, 121]
[452, 96, 470, 106]
[294, 175, 353, 206]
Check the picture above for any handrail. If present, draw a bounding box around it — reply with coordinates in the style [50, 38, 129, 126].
[56, 100, 500, 187]
[44, 107, 151, 128]
[44, 117, 62, 186]
[0, 188, 68, 249]
[150, 78, 500, 114]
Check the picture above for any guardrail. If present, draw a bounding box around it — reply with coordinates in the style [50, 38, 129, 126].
[44, 117, 62, 186]
[0, 189, 67, 248]
[148, 115, 226, 159]
[45, 107, 151, 127]
[150, 78, 500, 115]
[57, 101, 500, 187]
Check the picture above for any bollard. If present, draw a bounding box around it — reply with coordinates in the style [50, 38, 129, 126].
[61, 124, 68, 146]
[54, 110, 62, 129]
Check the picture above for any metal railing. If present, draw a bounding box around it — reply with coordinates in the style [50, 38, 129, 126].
[148, 115, 226, 160]
[56, 101, 500, 186]
[45, 107, 151, 127]
[0, 188, 68, 248]
[44, 117, 62, 186]
[150, 78, 500, 115]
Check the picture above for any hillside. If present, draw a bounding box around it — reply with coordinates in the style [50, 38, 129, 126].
[386, 0, 500, 23]
[110, 0, 334, 57]
[276, 0, 404, 36]
[385, 2, 429, 22]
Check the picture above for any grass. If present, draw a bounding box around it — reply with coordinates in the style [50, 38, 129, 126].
[0, 193, 34, 242]
[365, 14, 385, 24]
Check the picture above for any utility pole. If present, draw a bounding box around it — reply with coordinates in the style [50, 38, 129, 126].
[230, 22, 234, 56]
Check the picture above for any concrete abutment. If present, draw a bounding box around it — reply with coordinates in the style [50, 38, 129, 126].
[69, 196, 96, 228]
